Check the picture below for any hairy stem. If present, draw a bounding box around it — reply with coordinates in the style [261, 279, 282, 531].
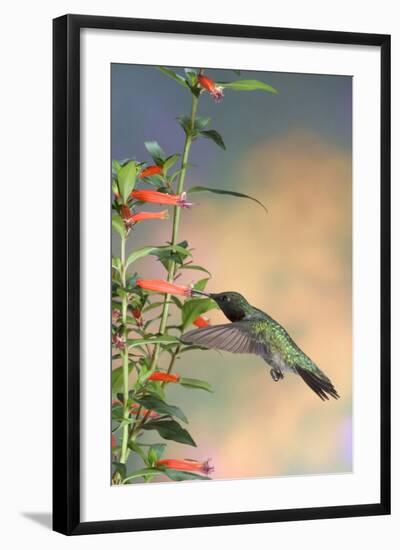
[166, 345, 182, 376]
[149, 91, 199, 370]
[119, 233, 130, 465]
[123, 80, 201, 475]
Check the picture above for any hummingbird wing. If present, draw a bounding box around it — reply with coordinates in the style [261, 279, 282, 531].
[182, 322, 340, 401]
[181, 321, 267, 355]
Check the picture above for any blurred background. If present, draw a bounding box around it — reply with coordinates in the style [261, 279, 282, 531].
[112, 64, 352, 481]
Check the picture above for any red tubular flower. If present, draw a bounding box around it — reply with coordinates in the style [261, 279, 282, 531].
[121, 204, 168, 228]
[156, 458, 214, 475]
[139, 165, 163, 178]
[193, 316, 210, 328]
[130, 210, 169, 223]
[148, 372, 180, 383]
[137, 279, 192, 297]
[131, 190, 192, 208]
[112, 433, 116, 449]
[198, 74, 224, 102]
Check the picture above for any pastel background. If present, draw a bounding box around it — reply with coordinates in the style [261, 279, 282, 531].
[111, 64, 352, 481]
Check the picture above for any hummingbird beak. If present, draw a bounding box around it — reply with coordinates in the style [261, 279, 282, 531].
[190, 289, 211, 297]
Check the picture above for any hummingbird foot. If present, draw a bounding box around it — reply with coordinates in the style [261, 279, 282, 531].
[270, 368, 284, 382]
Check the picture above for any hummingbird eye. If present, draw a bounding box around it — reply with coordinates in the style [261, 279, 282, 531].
[222, 295, 229, 302]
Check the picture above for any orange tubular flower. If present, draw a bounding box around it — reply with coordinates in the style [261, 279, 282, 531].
[136, 279, 192, 297]
[130, 210, 169, 223]
[131, 190, 193, 208]
[139, 165, 163, 178]
[193, 316, 210, 328]
[156, 458, 214, 475]
[148, 372, 180, 383]
[198, 74, 224, 102]
[121, 205, 168, 227]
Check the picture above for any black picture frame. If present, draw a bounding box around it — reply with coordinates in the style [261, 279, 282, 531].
[53, 14, 391, 535]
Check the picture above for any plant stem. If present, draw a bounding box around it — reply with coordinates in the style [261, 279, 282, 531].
[120, 233, 130, 465]
[149, 91, 199, 370]
[166, 345, 181, 375]
[125, 85, 200, 473]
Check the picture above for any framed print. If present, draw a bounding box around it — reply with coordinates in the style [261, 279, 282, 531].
[53, 14, 391, 535]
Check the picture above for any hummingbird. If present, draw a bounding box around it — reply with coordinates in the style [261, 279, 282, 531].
[181, 290, 339, 401]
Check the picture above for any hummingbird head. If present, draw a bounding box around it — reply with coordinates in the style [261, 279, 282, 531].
[191, 289, 251, 322]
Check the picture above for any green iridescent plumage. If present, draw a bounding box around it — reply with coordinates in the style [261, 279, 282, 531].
[181, 291, 339, 401]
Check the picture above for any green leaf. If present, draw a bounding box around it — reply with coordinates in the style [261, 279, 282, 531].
[163, 154, 180, 176]
[122, 468, 162, 483]
[126, 244, 191, 269]
[126, 273, 139, 290]
[181, 298, 217, 330]
[112, 402, 123, 420]
[187, 186, 268, 215]
[112, 256, 122, 272]
[112, 215, 125, 239]
[112, 159, 121, 176]
[148, 443, 166, 465]
[126, 335, 181, 348]
[162, 469, 211, 481]
[218, 79, 277, 93]
[180, 264, 212, 277]
[117, 160, 137, 203]
[170, 295, 183, 309]
[179, 377, 213, 392]
[177, 115, 192, 136]
[170, 167, 185, 183]
[134, 395, 188, 424]
[112, 179, 120, 198]
[145, 182, 168, 193]
[152, 244, 191, 260]
[142, 419, 196, 446]
[177, 239, 189, 249]
[200, 129, 226, 150]
[194, 116, 211, 131]
[126, 246, 158, 267]
[158, 67, 188, 88]
[128, 441, 148, 464]
[144, 381, 166, 401]
[179, 112, 209, 137]
[112, 461, 127, 479]
[184, 68, 197, 86]
[144, 140, 166, 166]
[193, 278, 209, 291]
[112, 365, 134, 396]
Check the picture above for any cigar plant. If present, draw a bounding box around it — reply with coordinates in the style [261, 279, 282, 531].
[111, 67, 275, 484]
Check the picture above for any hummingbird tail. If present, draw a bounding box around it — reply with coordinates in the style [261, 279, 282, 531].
[295, 365, 340, 401]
